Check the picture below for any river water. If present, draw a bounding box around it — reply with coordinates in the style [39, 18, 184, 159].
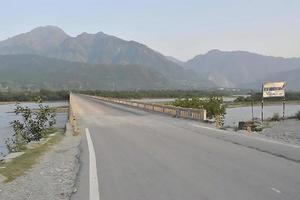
[0, 101, 68, 156]
[136, 98, 300, 127]
[225, 104, 300, 126]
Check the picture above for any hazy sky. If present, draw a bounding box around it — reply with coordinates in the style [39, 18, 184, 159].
[1, 0, 299, 60]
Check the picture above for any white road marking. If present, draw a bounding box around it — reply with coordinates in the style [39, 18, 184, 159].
[86, 128, 100, 200]
[270, 187, 281, 194]
[191, 123, 300, 149]
[191, 123, 227, 132]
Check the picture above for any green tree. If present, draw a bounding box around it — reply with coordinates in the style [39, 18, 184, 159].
[172, 96, 226, 127]
[6, 100, 56, 152]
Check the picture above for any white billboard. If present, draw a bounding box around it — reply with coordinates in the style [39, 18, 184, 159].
[263, 82, 286, 98]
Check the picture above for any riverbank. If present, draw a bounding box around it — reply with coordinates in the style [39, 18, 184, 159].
[237, 119, 300, 146]
[0, 129, 64, 182]
[0, 125, 80, 200]
[0, 102, 14, 105]
[0, 101, 69, 156]
[226, 100, 300, 108]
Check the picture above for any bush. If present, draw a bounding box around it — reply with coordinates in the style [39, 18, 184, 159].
[172, 96, 226, 127]
[5, 99, 56, 152]
[296, 111, 300, 120]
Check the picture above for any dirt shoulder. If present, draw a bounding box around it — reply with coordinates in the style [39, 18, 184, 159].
[0, 126, 80, 200]
[238, 119, 300, 146]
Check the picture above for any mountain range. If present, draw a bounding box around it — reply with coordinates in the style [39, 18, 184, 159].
[0, 26, 299, 91]
[184, 50, 300, 90]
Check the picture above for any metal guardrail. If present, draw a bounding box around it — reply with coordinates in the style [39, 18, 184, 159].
[88, 95, 207, 121]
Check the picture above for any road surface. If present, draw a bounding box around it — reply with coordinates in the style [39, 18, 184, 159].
[71, 94, 300, 200]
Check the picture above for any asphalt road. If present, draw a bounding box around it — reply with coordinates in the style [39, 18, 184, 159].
[71, 94, 300, 200]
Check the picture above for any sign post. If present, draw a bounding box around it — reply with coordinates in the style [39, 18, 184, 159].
[283, 96, 286, 120]
[261, 84, 264, 123]
[251, 90, 254, 123]
[262, 81, 286, 123]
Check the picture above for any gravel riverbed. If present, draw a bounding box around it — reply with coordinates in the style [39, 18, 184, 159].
[239, 119, 300, 146]
[0, 129, 80, 200]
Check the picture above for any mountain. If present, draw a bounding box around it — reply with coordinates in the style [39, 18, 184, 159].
[0, 26, 69, 55]
[1, 26, 299, 91]
[0, 26, 186, 75]
[0, 26, 212, 90]
[185, 50, 300, 89]
[242, 68, 300, 91]
[271, 68, 300, 91]
[0, 55, 209, 91]
[166, 56, 185, 66]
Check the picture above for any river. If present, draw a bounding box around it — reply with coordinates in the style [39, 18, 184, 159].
[134, 98, 300, 127]
[225, 104, 300, 126]
[0, 101, 68, 156]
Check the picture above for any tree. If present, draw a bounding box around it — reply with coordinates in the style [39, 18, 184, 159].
[171, 96, 226, 127]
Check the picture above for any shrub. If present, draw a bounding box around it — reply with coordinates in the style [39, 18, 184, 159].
[6, 99, 56, 152]
[296, 110, 300, 120]
[172, 96, 226, 127]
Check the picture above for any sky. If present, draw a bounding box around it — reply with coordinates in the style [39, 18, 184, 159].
[0, 0, 299, 61]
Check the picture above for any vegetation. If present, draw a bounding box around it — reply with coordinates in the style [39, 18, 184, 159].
[0, 130, 63, 182]
[0, 89, 242, 102]
[296, 111, 300, 120]
[234, 92, 300, 102]
[80, 90, 237, 99]
[5, 99, 56, 152]
[171, 97, 226, 127]
[0, 54, 208, 91]
[0, 90, 69, 102]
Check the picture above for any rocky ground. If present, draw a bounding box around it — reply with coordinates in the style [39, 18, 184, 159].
[240, 119, 300, 146]
[0, 127, 80, 200]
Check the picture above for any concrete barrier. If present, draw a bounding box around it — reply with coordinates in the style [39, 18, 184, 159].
[69, 94, 80, 134]
[87, 95, 207, 121]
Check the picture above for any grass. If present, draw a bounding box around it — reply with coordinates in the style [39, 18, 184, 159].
[0, 102, 16, 105]
[0, 129, 64, 182]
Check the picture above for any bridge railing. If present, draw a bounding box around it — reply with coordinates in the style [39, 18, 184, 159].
[87, 95, 207, 121]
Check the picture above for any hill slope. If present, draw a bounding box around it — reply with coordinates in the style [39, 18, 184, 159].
[0, 55, 209, 91]
[185, 50, 300, 89]
[0, 26, 212, 90]
[242, 68, 300, 91]
[0, 26, 188, 78]
[1, 26, 299, 90]
[0, 26, 69, 55]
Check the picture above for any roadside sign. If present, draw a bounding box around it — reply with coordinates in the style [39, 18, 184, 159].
[261, 81, 287, 123]
[263, 82, 286, 98]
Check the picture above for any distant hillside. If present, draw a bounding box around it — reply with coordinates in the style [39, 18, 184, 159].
[242, 68, 300, 91]
[0, 26, 186, 77]
[0, 26, 212, 90]
[0, 26, 69, 55]
[1, 26, 299, 91]
[185, 50, 300, 89]
[271, 68, 300, 91]
[166, 56, 185, 66]
[0, 55, 210, 91]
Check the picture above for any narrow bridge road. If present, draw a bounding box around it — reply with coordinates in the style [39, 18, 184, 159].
[71, 94, 300, 200]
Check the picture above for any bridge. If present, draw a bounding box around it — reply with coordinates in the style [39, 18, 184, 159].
[70, 94, 300, 200]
